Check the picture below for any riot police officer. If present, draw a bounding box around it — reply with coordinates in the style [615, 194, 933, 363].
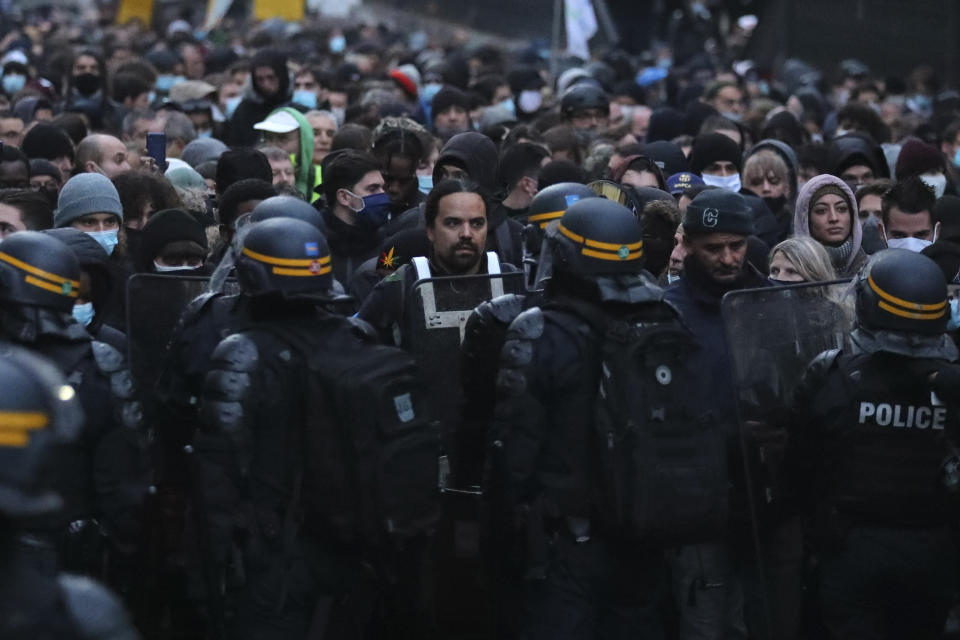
[0, 345, 140, 639]
[194, 217, 438, 639]
[0, 231, 148, 586]
[488, 198, 725, 639]
[788, 249, 960, 639]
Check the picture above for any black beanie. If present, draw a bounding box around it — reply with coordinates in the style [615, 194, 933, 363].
[21, 123, 75, 162]
[431, 85, 469, 119]
[647, 107, 685, 143]
[683, 189, 754, 236]
[139, 208, 208, 272]
[689, 133, 743, 175]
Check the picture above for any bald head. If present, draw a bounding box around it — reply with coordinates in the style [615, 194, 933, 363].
[76, 134, 131, 179]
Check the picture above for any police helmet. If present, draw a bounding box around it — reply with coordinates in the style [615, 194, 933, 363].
[249, 195, 325, 230]
[855, 249, 949, 335]
[545, 197, 644, 277]
[0, 346, 83, 519]
[235, 217, 335, 299]
[524, 182, 599, 229]
[0, 231, 81, 312]
[560, 83, 609, 118]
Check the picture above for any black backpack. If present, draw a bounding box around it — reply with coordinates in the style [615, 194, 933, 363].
[550, 298, 729, 544]
[264, 317, 441, 549]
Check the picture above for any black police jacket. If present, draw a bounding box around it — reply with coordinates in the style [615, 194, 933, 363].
[789, 348, 960, 526]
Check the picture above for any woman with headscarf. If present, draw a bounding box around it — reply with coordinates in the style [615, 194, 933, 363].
[794, 174, 867, 278]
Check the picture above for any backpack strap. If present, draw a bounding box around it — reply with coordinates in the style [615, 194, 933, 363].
[487, 251, 504, 299]
[412, 256, 431, 281]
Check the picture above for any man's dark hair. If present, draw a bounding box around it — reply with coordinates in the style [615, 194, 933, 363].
[0, 189, 53, 229]
[881, 176, 938, 226]
[321, 150, 381, 205]
[538, 159, 587, 189]
[331, 123, 373, 153]
[372, 129, 425, 167]
[50, 112, 89, 147]
[112, 73, 152, 104]
[215, 148, 272, 197]
[542, 125, 583, 166]
[217, 179, 277, 228]
[704, 80, 742, 101]
[0, 145, 30, 176]
[855, 179, 895, 204]
[836, 102, 891, 143]
[698, 115, 742, 139]
[121, 109, 158, 139]
[424, 179, 487, 228]
[113, 171, 182, 225]
[797, 143, 828, 175]
[498, 142, 550, 191]
[503, 124, 544, 148]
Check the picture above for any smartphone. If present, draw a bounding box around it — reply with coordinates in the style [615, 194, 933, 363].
[146, 132, 166, 171]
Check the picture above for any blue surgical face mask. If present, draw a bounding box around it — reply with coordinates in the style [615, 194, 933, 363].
[417, 174, 433, 195]
[197, 129, 212, 138]
[346, 190, 392, 229]
[330, 35, 346, 54]
[224, 95, 242, 119]
[147, 91, 156, 105]
[701, 173, 742, 193]
[2, 74, 25, 95]
[948, 298, 960, 332]
[292, 89, 318, 110]
[954, 148, 960, 168]
[156, 75, 185, 92]
[497, 97, 516, 116]
[86, 229, 119, 255]
[72, 301, 94, 327]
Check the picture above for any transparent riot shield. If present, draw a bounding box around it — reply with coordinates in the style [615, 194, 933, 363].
[126, 274, 239, 395]
[406, 270, 524, 639]
[722, 280, 856, 640]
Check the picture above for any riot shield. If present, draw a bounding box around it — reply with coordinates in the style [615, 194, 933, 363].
[126, 274, 240, 395]
[722, 280, 856, 640]
[406, 269, 524, 640]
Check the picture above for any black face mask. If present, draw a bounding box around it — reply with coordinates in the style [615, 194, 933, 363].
[73, 73, 100, 97]
[762, 195, 787, 213]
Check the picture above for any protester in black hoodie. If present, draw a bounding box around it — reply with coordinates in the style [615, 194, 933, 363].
[228, 49, 292, 147]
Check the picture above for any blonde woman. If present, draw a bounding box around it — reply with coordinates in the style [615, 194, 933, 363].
[768, 236, 838, 283]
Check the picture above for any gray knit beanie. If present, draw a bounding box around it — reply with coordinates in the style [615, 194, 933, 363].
[54, 173, 124, 228]
[181, 137, 229, 168]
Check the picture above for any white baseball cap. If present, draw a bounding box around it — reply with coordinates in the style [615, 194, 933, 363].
[253, 110, 300, 134]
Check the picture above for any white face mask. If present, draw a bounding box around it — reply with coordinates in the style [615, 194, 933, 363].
[701, 173, 742, 193]
[518, 90, 542, 113]
[153, 260, 201, 272]
[920, 173, 947, 199]
[886, 236, 933, 252]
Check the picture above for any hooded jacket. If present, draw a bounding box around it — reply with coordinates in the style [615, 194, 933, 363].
[744, 138, 799, 243]
[793, 174, 867, 278]
[272, 107, 320, 201]
[431, 132, 498, 195]
[826, 133, 889, 179]
[228, 49, 292, 147]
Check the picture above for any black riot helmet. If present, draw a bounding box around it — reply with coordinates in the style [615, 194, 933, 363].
[855, 249, 949, 335]
[0, 231, 81, 312]
[546, 197, 644, 277]
[522, 182, 599, 290]
[235, 217, 335, 299]
[0, 346, 83, 519]
[248, 195, 326, 230]
[524, 182, 599, 229]
[560, 83, 609, 119]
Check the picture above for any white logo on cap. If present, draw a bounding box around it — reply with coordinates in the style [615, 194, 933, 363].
[702, 208, 719, 227]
